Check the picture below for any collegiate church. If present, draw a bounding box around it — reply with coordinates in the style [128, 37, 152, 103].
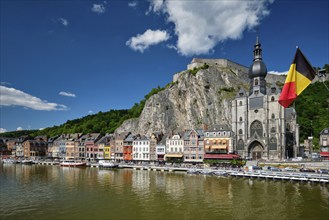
[231, 37, 299, 160]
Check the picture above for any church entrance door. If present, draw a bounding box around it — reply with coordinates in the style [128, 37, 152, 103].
[252, 151, 262, 160]
[249, 142, 264, 160]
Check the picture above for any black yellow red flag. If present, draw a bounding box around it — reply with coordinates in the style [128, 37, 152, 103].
[278, 48, 316, 108]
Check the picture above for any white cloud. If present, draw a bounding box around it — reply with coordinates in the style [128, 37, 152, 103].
[128, 1, 138, 8]
[91, 4, 106, 14]
[126, 29, 170, 53]
[0, 82, 11, 86]
[148, 0, 273, 56]
[0, 86, 68, 111]
[88, 110, 94, 114]
[58, 18, 69, 26]
[59, 91, 76, 98]
[17, 127, 23, 131]
[166, 44, 177, 50]
[0, 128, 7, 133]
[268, 70, 288, 75]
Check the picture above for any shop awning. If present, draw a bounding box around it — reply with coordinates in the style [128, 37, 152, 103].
[204, 154, 240, 160]
[320, 152, 329, 157]
[165, 154, 183, 158]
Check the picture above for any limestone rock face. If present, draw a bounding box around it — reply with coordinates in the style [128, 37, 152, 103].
[115, 66, 285, 135]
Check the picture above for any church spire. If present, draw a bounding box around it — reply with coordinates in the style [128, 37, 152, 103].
[253, 35, 263, 61]
[248, 35, 268, 95]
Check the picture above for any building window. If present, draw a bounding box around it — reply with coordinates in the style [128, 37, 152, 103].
[269, 137, 277, 150]
[239, 129, 243, 135]
[239, 117, 243, 122]
[239, 101, 243, 106]
[254, 79, 259, 86]
[271, 127, 276, 133]
[271, 113, 275, 119]
[250, 120, 263, 137]
[271, 96, 275, 101]
[254, 90, 259, 95]
[237, 139, 244, 150]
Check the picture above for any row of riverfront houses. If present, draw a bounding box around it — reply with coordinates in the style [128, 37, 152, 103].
[2, 126, 328, 162]
[0, 125, 240, 163]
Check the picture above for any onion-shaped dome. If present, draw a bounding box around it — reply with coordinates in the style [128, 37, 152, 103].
[249, 60, 267, 79]
[248, 36, 267, 79]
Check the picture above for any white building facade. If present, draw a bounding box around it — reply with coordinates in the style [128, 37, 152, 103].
[133, 136, 150, 161]
[165, 133, 184, 161]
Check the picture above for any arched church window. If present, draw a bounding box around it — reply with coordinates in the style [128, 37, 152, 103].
[239, 129, 243, 135]
[255, 79, 259, 86]
[269, 137, 277, 150]
[237, 139, 244, 150]
[239, 101, 242, 106]
[250, 120, 263, 138]
[239, 117, 243, 122]
[271, 96, 275, 101]
[271, 127, 276, 133]
[271, 113, 275, 119]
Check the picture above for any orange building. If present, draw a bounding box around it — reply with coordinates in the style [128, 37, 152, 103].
[123, 134, 134, 161]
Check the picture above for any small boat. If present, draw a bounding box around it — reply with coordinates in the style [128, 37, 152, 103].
[2, 158, 17, 164]
[98, 160, 118, 168]
[60, 160, 86, 167]
[21, 159, 33, 165]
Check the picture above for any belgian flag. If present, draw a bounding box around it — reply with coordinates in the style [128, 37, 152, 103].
[278, 48, 316, 108]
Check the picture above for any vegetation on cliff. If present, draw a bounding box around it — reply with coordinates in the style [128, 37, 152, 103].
[295, 80, 329, 149]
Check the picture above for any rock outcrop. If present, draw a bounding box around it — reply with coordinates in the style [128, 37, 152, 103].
[115, 62, 285, 135]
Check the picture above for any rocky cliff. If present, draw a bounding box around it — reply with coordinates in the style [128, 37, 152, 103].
[115, 63, 285, 135]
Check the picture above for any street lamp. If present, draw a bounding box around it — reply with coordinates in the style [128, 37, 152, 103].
[308, 136, 313, 161]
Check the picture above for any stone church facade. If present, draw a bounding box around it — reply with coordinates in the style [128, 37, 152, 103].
[231, 37, 299, 160]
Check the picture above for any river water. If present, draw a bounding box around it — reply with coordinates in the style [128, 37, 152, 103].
[1, 164, 328, 220]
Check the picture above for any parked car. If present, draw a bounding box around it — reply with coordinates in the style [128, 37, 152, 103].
[299, 168, 315, 173]
[317, 169, 329, 174]
[283, 167, 297, 172]
[268, 166, 281, 172]
[252, 166, 263, 170]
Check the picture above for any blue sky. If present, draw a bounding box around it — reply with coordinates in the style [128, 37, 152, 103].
[0, 0, 328, 133]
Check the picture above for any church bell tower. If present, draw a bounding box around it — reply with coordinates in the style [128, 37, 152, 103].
[248, 36, 268, 95]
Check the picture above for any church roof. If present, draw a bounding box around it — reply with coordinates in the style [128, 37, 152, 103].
[266, 82, 280, 95]
[236, 88, 248, 98]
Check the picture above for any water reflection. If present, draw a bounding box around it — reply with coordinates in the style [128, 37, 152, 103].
[1, 164, 328, 220]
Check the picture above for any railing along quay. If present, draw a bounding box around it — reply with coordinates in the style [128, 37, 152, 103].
[228, 170, 329, 183]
